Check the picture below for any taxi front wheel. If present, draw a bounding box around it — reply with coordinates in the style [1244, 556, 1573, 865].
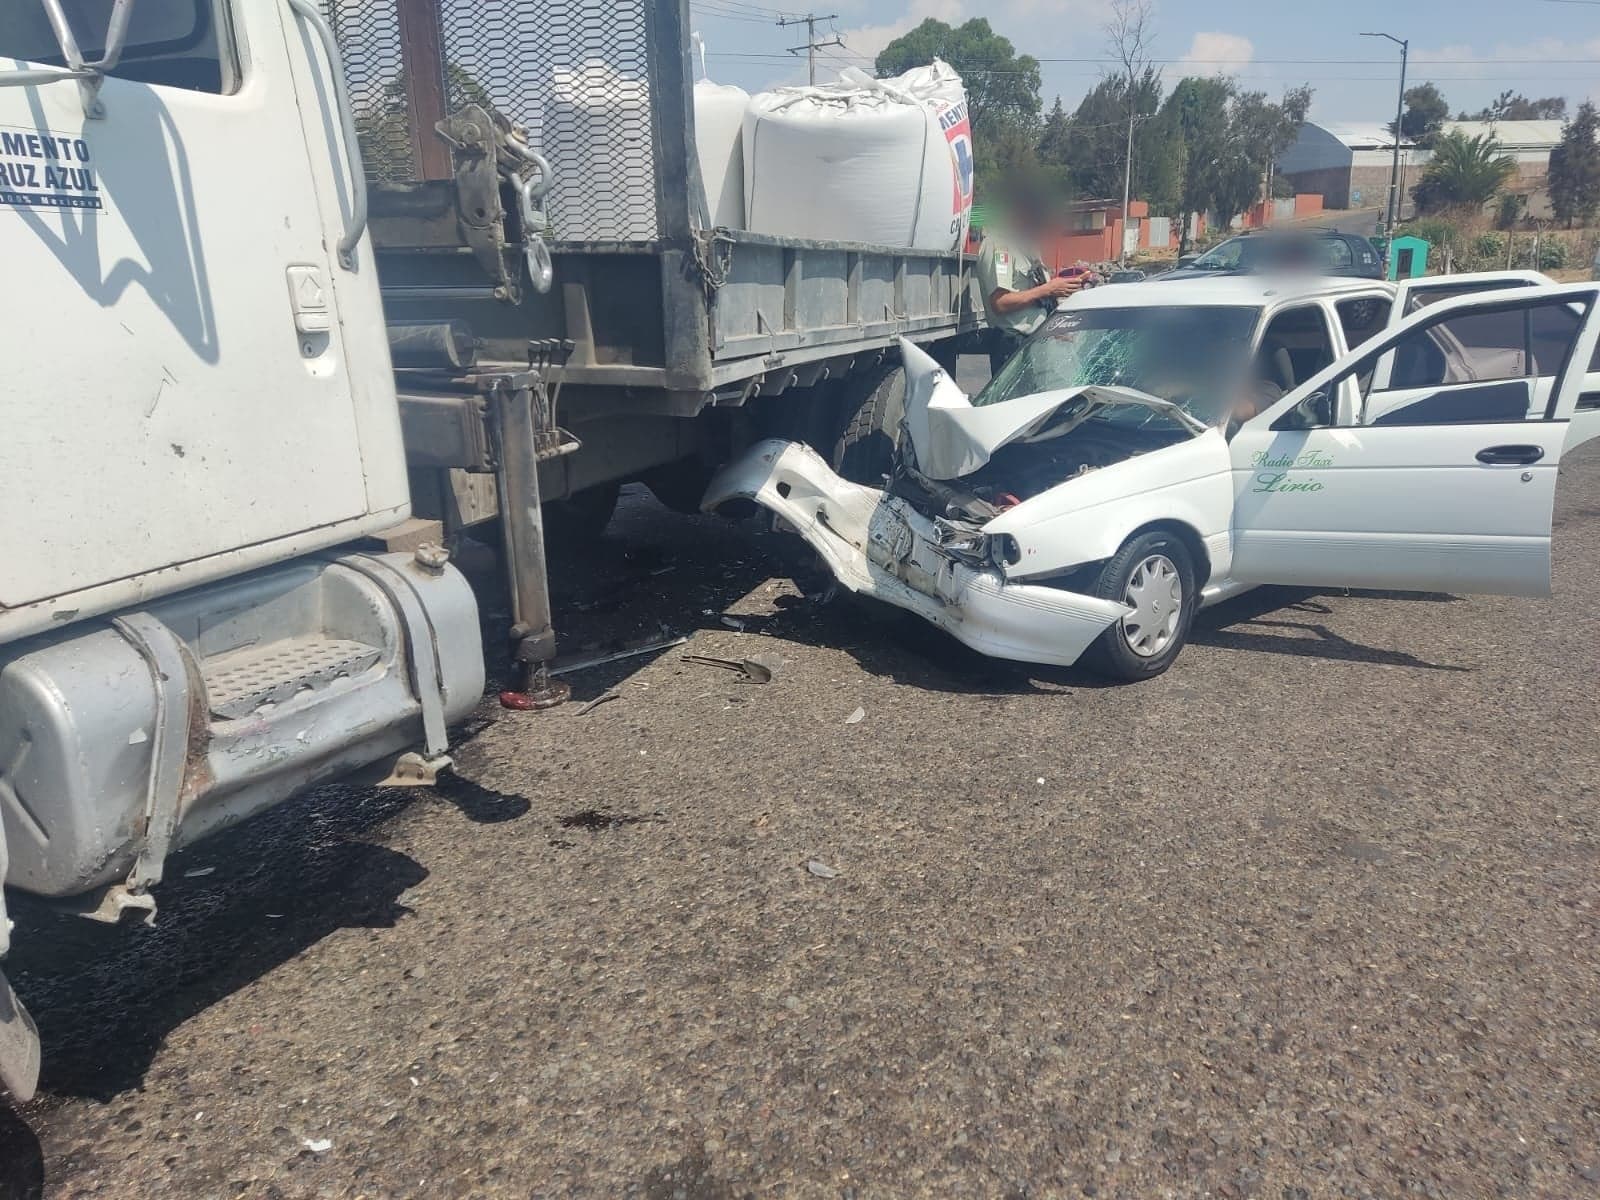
[1083, 530, 1198, 681]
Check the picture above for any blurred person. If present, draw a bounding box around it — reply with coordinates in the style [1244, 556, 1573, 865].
[976, 187, 1086, 374]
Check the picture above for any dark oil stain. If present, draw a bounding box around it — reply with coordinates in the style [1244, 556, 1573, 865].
[559, 809, 664, 831]
[1340, 839, 1391, 864]
[638, 1147, 743, 1200]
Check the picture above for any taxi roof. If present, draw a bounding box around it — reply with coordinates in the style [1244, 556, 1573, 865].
[1068, 275, 1393, 311]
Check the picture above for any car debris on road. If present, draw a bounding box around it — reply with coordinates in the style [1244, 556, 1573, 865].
[681, 655, 775, 684]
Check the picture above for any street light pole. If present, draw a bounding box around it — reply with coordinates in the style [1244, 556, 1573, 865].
[1362, 31, 1409, 236]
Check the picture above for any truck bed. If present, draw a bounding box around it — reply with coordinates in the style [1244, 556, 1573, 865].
[370, 197, 981, 410]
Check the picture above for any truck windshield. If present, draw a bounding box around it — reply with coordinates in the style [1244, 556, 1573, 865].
[1, 1, 221, 92]
[974, 305, 1262, 426]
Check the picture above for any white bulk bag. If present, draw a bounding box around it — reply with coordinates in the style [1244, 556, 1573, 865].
[743, 58, 972, 251]
[544, 61, 656, 241]
[886, 59, 973, 248]
[694, 79, 750, 229]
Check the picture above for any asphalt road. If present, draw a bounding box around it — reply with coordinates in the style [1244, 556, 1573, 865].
[1306, 208, 1386, 236]
[5, 435, 1600, 1198]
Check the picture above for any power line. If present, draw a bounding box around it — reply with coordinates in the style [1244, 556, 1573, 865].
[707, 48, 1600, 66]
[691, 0, 797, 16]
[704, 55, 1600, 82]
[692, 2, 785, 25]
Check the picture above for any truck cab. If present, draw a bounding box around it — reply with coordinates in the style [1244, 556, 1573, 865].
[0, 0, 487, 1099]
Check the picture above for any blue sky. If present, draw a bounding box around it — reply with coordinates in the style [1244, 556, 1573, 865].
[691, 0, 1600, 123]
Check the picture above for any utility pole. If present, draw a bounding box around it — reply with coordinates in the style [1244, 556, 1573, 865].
[1121, 111, 1136, 265]
[1106, 0, 1155, 268]
[777, 12, 842, 85]
[1362, 31, 1409, 236]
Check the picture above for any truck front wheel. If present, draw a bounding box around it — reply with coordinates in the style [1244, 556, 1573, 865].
[831, 366, 906, 485]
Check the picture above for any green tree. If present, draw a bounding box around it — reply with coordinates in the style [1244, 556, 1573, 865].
[1237, 84, 1313, 172]
[1413, 130, 1517, 213]
[1495, 192, 1527, 230]
[1208, 85, 1314, 230]
[1162, 75, 1234, 253]
[1036, 97, 1074, 194]
[1038, 97, 1071, 163]
[1549, 101, 1600, 227]
[875, 18, 1041, 141]
[1464, 91, 1567, 122]
[978, 109, 1045, 197]
[1049, 69, 1172, 202]
[1390, 82, 1449, 146]
[1138, 102, 1186, 216]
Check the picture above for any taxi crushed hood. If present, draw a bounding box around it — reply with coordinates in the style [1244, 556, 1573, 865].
[898, 337, 1208, 481]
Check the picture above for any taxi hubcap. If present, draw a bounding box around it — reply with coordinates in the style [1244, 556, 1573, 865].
[1121, 554, 1182, 658]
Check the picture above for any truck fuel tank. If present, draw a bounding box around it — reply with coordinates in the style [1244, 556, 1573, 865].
[0, 553, 484, 900]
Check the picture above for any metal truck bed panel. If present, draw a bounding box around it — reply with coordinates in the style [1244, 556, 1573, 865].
[709, 233, 975, 360]
[372, 227, 980, 399]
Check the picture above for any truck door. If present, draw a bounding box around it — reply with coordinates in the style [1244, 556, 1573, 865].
[1227, 285, 1600, 598]
[0, 1, 402, 610]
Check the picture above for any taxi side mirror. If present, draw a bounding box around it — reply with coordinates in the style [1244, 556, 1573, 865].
[1273, 388, 1333, 431]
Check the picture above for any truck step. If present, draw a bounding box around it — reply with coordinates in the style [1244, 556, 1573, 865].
[203, 637, 382, 720]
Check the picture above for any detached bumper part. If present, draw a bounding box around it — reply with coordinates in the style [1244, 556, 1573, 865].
[704, 440, 1130, 667]
[0, 969, 38, 1102]
[0, 831, 38, 1102]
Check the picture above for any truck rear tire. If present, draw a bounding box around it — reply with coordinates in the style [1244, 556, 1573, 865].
[543, 482, 621, 546]
[832, 366, 906, 485]
[641, 460, 715, 515]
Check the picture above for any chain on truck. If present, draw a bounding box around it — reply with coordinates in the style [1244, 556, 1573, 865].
[0, 0, 981, 1101]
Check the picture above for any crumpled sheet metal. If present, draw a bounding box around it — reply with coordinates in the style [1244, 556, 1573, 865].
[703, 439, 1130, 667]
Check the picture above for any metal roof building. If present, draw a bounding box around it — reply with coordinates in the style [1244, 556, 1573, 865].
[1277, 120, 1565, 213]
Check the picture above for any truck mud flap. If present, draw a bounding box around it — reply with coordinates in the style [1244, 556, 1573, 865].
[0, 970, 39, 1103]
[703, 439, 1130, 667]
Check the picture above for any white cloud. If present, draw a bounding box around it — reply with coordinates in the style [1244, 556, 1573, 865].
[1412, 37, 1600, 70]
[1407, 37, 1600, 113]
[1177, 32, 1254, 77]
[838, 0, 1110, 65]
[838, 0, 967, 63]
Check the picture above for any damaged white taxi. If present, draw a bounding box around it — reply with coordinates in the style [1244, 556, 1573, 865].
[704, 274, 1600, 680]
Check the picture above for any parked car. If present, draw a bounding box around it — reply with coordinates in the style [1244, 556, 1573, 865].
[1155, 229, 1384, 281]
[706, 273, 1600, 680]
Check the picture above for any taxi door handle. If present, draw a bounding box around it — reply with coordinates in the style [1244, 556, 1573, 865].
[1476, 445, 1545, 466]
